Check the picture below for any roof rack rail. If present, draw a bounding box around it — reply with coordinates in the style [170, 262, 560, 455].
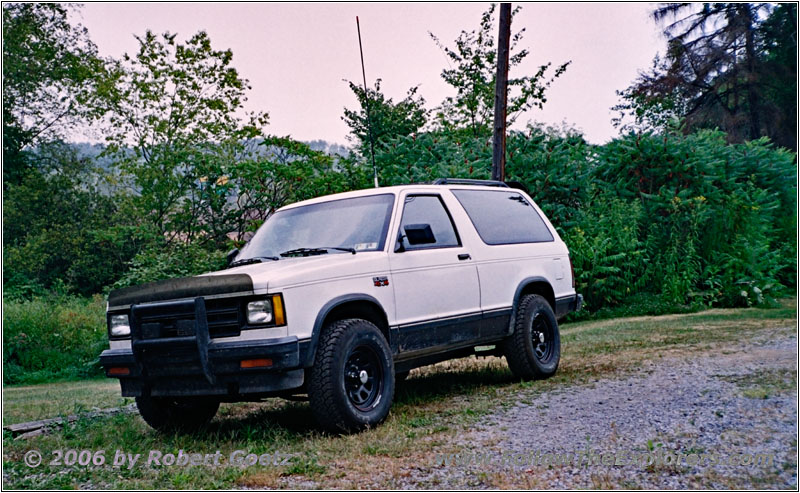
[505, 180, 531, 195]
[432, 178, 509, 188]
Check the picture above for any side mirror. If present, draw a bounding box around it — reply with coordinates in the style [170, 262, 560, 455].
[226, 248, 240, 266]
[404, 224, 436, 245]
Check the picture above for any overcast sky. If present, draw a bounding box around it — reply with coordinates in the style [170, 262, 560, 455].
[79, 2, 666, 146]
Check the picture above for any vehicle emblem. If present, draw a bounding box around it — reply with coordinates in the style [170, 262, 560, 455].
[372, 276, 389, 287]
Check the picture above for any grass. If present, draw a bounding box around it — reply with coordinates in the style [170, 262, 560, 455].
[719, 368, 797, 400]
[2, 380, 130, 427]
[2, 298, 796, 489]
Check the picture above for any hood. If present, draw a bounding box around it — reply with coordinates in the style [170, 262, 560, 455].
[108, 252, 387, 308]
[108, 273, 253, 307]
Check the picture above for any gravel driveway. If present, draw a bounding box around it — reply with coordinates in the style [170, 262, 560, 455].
[409, 329, 797, 489]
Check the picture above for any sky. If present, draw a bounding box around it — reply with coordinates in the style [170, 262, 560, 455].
[78, 2, 666, 146]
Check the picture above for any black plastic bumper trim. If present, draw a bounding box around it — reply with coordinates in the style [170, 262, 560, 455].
[555, 293, 583, 318]
[100, 335, 303, 397]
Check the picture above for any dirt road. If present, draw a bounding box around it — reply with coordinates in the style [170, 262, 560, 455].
[403, 329, 797, 488]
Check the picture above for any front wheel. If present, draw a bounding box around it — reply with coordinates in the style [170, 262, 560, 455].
[308, 318, 395, 433]
[502, 294, 561, 380]
[135, 396, 219, 432]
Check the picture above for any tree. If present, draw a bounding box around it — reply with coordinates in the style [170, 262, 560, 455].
[342, 79, 428, 159]
[430, 4, 570, 137]
[611, 55, 687, 133]
[3, 141, 148, 295]
[2, 4, 138, 295]
[224, 135, 368, 244]
[96, 30, 269, 244]
[617, 3, 797, 149]
[758, 3, 797, 150]
[2, 3, 101, 185]
[656, 3, 771, 140]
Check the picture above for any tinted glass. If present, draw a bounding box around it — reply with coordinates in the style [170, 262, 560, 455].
[398, 195, 460, 250]
[452, 190, 554, 244]
[240, 194, 395, 259]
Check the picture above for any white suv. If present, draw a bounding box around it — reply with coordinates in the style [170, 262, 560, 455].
[101, 179, 582, 433]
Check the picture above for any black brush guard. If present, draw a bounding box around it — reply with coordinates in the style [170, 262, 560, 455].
[100, 297, 306, 398]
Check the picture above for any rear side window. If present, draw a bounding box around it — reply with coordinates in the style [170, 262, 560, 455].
[452, 190, 554, 245]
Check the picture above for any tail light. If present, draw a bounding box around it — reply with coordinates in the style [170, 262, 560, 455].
[569, 255, 575, 289]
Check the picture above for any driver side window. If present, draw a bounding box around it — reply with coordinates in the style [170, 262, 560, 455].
[397, 195, 460, 251]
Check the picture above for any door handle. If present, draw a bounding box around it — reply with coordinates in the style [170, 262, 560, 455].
[458, 253, 471, 261]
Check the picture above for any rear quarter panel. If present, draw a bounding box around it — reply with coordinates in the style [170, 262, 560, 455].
[442, 188, 574, 313]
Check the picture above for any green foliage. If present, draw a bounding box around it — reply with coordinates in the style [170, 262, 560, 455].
[615, 3, 797, 150]
[373, 126, 795, 311]
[2, 3, 102, 185]
[565, 196, 646, 309]
[376, 130, 491, 185]
[611, 55, 686, 133]
[504, 125, 592, 231]
[97, 30, 269, 245]
[566, 292, 703, 322]
[3, 141, 150, 296]
[342, 79, 428, 160]
[112, 242, 227, 290]
[759, 3, 797, 151]
[3, 295, 107, 384]
[595, 130, 796, 307]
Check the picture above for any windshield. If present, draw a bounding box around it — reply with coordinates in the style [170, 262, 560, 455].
[238, 194, 395, 260]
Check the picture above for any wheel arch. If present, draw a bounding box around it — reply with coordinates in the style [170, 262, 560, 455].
[509, 277, 555, 334]
[304, 294, 392, 366]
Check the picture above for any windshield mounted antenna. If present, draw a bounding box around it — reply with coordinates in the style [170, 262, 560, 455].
[356, 16, 380, 188]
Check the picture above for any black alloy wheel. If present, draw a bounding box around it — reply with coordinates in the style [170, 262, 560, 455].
[345, 345, 384, 411]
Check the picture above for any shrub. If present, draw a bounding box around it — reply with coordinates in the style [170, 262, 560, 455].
[594, 130, 796, 308]
[112, 242, 228, 290]
[3, 294, 107, 384]
[564, 194, 646, 309]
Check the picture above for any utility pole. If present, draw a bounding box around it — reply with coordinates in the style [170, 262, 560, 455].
[492, 3, 511, 182]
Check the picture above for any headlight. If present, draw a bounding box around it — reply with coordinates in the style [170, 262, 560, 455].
[110, 314, 130, 337]
[247, 299, 273, 324]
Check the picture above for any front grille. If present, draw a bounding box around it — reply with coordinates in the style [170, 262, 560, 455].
[135, 297, 242, 339]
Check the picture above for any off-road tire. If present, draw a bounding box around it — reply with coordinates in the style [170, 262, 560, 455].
[135, 396, 219, 432]
[502, 294, 561, 380]
[308, 318, 394, 433]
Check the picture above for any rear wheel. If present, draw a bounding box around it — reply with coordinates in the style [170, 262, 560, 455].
[308, 318, 394, 433]
[502, 294, 560, 380]
[135, 396, 219, 432]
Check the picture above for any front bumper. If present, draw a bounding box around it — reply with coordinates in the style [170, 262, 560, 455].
[100, 297, 306, 398]
[100, 336, 305, 397]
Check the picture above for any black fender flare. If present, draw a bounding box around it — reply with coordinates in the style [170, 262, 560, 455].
[508, 276, 554, 334]
[302, 293, 391, 367]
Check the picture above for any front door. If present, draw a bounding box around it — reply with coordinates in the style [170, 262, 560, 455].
[388, 192, 481, 354]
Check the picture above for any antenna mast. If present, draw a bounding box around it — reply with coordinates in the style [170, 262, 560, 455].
[356, 16, 380, 188]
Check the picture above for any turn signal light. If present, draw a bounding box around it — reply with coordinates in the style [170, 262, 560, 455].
[108, 367, 130, 376]
[240, 358, 272, 369]
[272, 295, 286, 326]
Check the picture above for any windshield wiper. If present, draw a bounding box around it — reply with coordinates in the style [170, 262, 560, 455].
[229, 256, 279, 267]
[279, 246, 356, 257]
